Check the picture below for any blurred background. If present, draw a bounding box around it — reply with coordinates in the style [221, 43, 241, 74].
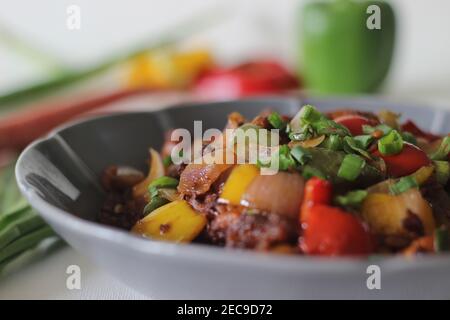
[0, 0, 450, 286]
[1, 0, 450, 101]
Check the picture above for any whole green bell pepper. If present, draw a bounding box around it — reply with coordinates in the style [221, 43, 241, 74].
[299, 0, 395, 94]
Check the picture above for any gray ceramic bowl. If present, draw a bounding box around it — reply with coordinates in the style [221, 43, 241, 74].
[16, 97, 450, 299]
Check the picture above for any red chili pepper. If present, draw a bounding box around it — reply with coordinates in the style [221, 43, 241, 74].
[401, 120, 441, 142]
[193, 60, 299, 99]
[372, 142, 431, 177]
[333, 114, 375, 136]
[299, 204, 373, 256]
[299, 177, 373, 256]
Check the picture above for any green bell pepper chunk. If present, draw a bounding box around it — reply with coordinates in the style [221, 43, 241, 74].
[299, 0, 396, 94]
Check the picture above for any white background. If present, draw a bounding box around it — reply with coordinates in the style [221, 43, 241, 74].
[1, 0, 450, 101]
[0, 0, 450, 299]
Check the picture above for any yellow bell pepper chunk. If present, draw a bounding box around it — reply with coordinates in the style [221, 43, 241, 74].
[132, 200, 206, 243]
[219, 164, 259, 206]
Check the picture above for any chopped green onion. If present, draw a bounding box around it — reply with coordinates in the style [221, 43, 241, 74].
[389, 176, 418, 195]
[148, 176, 179, 191]
[430, 136, 450, 160]
[343, 136, 372, 159]
[290, 146, 307, 161]
[289, 105, 350, 142]
[362, 124, 392, 136]
[433, 160, 450, 185]
[337, 154, 366, 181]
[259, 145, 297, 171]
[144, 196, 169, 215]
[290, 146, 311, 165]
[302, 165, 326, 180]
[299, 105, 323, 124]
[434, 227, 450, 252]
[353, 135, 374, 149]
[288, 128, 314, 142]
[145, 176, 179, 215]
[163, 155, 173, 167]
[148, 176, 179, 198]
[335, 190, 368, 208]
[321, 134, 342, 151]
[267, 112, 286, 129]
[401, 131, 417, 145]
[277, 145, 296, 171]
[377, 129, 404, 155]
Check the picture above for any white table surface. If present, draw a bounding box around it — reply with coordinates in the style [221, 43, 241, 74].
[0, 247, 148, 300]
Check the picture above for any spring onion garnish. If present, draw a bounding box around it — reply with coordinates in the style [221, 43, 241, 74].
[401, 131, 417, 145]
[259, 145, 296, 171]
[288, 125, 314, 141]
[343, 136, 372, 159]
[430, 136, 450, 160]
[433, 160, 450, 185]
[434, 227, 450, 252]
[335, 190, 368, 208]
[337, 154, 366, 181]
[277, 145, 296, 170]
[377, 129, 404, 155]
[290, 146, 312, 165]
[299, 104, 323, 124]
[321, 134, 342, 151]
[353, 135, 374, 149]
[267, 111, 286, 129]
[302, 165, 326, 180]
[163, 155, 173, 167]
[144, 176, 180, 215]
[389, 176, 418, 195]
[289, 105, 350, 141]
[148, 176, 179, 194]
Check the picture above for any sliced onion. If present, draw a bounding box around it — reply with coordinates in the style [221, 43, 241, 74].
[362, 189, 435, 237]
[241, 172, 305, 219]
[132, 148, 165, 199]
[178, 163, 233, 196]
[289, 135, 325, 149]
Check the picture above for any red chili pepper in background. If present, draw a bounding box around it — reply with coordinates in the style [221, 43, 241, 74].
[401, 120, 441, 142]
[193, 60, 299, 100]
[372, 142, 431, 177]
[334, 114, 377, 136]
[299, 177, 373, 256]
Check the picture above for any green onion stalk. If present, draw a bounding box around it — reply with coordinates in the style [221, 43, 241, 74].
[0, 9, 226, 111]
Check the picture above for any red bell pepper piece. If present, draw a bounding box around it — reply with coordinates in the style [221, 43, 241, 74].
[193, 60, 299, 99]
[299, 204, 373, 256]
[401, 120, 441, 142]
[300, 177, 331, 222]
[372, 142, 431, 177]
[299, 177, 373, 256]
[333, 114, 375, 136]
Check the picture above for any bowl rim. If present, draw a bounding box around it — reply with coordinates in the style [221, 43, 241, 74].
[15, 96, 450, 275]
